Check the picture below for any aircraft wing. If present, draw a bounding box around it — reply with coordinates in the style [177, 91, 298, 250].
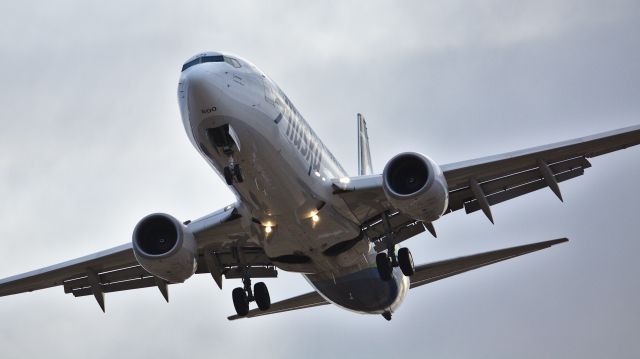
[0, 204, 272, 311]
[228, 238, 567, 320]
[333, 125, 640, 244]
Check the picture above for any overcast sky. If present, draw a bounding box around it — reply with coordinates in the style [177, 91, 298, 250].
[0, 1, 639, 358]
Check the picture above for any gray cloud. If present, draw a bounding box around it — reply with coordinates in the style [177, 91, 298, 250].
[0, 1, 639, 358]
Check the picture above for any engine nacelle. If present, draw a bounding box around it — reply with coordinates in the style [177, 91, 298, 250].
[382, 152, 449, 222]
[132, 213, 197, 283]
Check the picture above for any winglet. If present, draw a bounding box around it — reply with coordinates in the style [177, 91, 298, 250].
[357, 114, 373, 176]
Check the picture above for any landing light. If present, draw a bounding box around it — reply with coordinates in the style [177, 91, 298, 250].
[311, 214, 320, 223]
[264, 225, 273, 234]
[339, 177, 350, 184]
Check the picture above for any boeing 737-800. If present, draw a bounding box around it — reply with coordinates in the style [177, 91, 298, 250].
[1, 51, 638, 321]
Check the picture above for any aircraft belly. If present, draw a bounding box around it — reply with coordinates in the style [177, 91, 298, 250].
[187, 91, 360, 271]
[182, 67, 365, 275]
[306, 266, 409, 314]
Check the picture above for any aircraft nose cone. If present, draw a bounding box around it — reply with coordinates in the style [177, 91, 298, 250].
[183, 65, 225, 94]
[182, 65, 227, 114]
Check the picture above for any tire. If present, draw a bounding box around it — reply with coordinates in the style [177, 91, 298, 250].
[376, 252, 392, 281]
[233, 165, 244, 183]
[223, 166, 233, 185]
[232, 287, 249, 316]
[398, 247, 415, 276]
[254, 282, 271, 311]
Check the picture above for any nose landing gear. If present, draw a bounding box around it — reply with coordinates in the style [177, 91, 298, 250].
[205, 125, 244, 186]
[231, 272, 271, 317]
[223, 162, 243, 185]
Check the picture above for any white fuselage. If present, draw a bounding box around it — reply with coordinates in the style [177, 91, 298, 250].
[178, 52, 408, 315]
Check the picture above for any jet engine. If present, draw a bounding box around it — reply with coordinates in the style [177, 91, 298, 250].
[132, 213, 197, 283]
[382, 152, 449, 222]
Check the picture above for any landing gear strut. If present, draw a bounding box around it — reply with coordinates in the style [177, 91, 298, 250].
[232, 272, 271, 317]
[206, 125, 243, 186]
[223, 161, 243, 185]
[375, 212, 415, 281]
[376, 252, 393, 281]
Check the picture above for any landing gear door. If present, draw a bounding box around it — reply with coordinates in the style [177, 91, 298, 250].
[228, 125, 241, 152]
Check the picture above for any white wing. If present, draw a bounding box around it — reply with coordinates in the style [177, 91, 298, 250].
[333, 125, 640, 244]
[0, 204, 273, 311]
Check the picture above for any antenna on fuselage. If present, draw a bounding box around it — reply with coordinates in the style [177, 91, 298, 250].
[357, 113, 373, 176]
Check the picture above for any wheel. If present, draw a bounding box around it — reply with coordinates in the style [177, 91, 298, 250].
[233, 165, 244, 183]
[232, 287, 249, 316]
[223, 166, 233, 185]
[398, 247, 414, 276]
[254, 282, 271, 311]
[376, 252, 392, 281]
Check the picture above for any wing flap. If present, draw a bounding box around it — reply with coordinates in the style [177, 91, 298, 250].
[410, 238, 568, 288]
[442, 125, 640, 191]
[63, 265, 148, 294]
[72, 276, 158, 297]
[463, 167, 584, 214]
[449, 157, 591, 213]
[333, 125, 639, 236]
[0, 243, 136, 297]
[0, 203, 272, 311]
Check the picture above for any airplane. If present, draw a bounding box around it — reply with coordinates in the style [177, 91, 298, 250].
[0, 51, 638, 321]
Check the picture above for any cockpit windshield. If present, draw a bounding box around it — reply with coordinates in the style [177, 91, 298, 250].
[181, 55, 242, 72]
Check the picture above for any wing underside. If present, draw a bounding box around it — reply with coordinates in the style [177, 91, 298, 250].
[0, 204, 277, 311]
[333, 125, 640, 244]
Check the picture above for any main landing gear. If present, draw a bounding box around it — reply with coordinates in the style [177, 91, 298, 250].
[376, 247, 414, 281]
[375, 212, 415, 281]
[232, 273, 271, 317]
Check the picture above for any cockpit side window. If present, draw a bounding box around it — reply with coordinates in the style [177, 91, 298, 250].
[224, 57, 242, 68]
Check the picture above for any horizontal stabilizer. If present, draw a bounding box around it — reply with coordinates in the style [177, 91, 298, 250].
[410, 238, 568, 288]
[228, 291, 328, 320]
[228, 238, 567, 320]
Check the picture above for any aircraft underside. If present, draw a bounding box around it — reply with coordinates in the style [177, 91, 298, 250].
[0, 51, 637, 322]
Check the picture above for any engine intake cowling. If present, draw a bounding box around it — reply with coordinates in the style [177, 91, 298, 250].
[382, 152, 449, 222]
[132, 213, 197, 283]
